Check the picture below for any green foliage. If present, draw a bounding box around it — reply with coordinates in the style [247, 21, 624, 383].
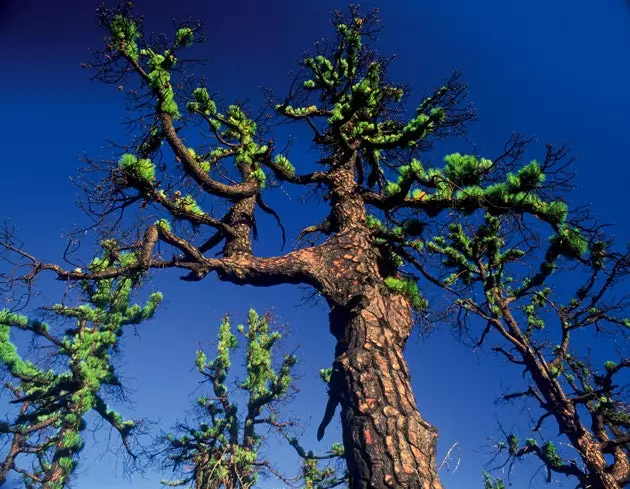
[145, 48, 180, 117]
[412, 188, 427, 200]
[0, 245, 161, 488]
[163, 310, 345, 488]
[507, 434, 519, 454]
[288, 437, 348, 489]
[118, 153, 156, 183]
[444, 153, 493, 187]
[426, 204, 589, 311]
[173, 194, 204, 216]
[187, 87, 217, 115]
[523, 301, 545, 330]
[77, 5, 630, 488]
[0, 317, 51, 380]
[541, 201, 568, 225]
[274, 154, 295, 176]
[300, 454, 346, 489]
[174, 27, 194, 47]
[187, 92, 271, 180]
[109, 14, 140, 60]
[277, 104, 320, 117]
[483, 472, 506, 489]
[384, 181, 401, 197]
[365, 214, 386, 233]
[550, 226, 588, 259]
[278, 13, 449, 156]
[384, 276, 427, 311]
[604, 361, 618, 371]
[420, 142, 630, 486]
[542, 441, 563, 468]
[250, 167, 267, 187]
[319, 367, 333, 384]
[155, 218, 172, 232]
[513, 160, 545, 191]
[239, 309, 294, 400]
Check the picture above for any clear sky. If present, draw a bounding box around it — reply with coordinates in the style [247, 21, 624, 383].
[1, 1, 630, 488]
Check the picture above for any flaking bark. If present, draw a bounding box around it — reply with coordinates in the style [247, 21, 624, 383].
[328, 288, 442, 489]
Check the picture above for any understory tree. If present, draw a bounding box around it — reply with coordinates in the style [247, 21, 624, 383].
[0, 3, 605, 488]
[423, 167, 630, 488]
[0, 242, 162, 488]
[161, 309, 346, 489]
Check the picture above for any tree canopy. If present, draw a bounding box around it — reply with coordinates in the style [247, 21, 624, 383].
[1, 2, 629, 489]
[0, 243, 161, 488]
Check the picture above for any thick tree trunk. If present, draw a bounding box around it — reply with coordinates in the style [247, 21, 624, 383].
[327, 287, 442, 489]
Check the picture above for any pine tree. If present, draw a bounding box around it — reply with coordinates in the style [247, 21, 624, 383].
[161, 309, 346, 489]
[424, 190, 630, 487]
[0, 242, 162, 488]
[0, 3, 596, 488]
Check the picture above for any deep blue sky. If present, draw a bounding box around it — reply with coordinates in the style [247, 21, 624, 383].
[2, 1, 630, 488]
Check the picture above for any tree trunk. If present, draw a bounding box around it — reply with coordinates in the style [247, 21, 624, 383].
[327, 286, 442, 489]
[563, 407, 629, 489]
[580, 443, 629, 489]
[517, 347, 630, 488]
[0, 433, 22, 486]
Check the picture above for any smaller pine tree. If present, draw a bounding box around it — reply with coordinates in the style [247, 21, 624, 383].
[161, 309, 347, 489]
[0, 241, 161, 488]
[427, 208, 630, 488]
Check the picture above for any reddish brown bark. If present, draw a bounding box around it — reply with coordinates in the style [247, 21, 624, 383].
[497, 302, 630, 489]
[41, 441, 73, 489]
[527, 360, 630, 489]
[0, 432, 23, 486]
[311, 192, 442, 488]
[326, 287, 442, 489]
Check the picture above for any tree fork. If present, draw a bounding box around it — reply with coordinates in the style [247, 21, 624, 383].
[514, 319, 630, 489]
